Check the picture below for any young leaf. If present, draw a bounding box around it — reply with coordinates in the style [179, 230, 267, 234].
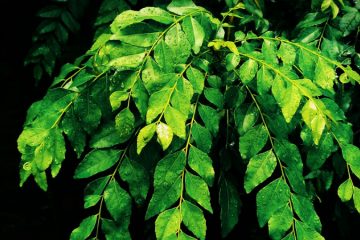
[110, 91, 129, 111]
[137, 123, 156, 154]
[272, 75, 301, 123]
[156, 122, 174, 151]
[182, 16, 205, 54]
[164, 106, 187, 139]
[301, 100, 326, 145]
[74, 149, 121, 179]
[244, 150, 277, 193]
[188, 146, 215, 187]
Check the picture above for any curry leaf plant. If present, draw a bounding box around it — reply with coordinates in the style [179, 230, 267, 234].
[18, 0, 360, 239]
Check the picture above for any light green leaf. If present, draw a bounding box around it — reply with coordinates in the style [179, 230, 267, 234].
[156, 122, 174, 151]
[146, 88, 172, 124]
[268, 205, 293, 240]
[225, 53, 241, 71]
[185, 172, 212, 213]
[219, 176, 242, 237]
[262, 39, 278, 65]
[291, 194, 322, 232]
[186, 66, 205, 94]
[277, 42, 296, 66]
[296, 79, 322, 97]
[191, 123, 212, 153]
[115, 108, 135, 141]
[165, 23, 191, 64]
[257, 66, 274, 95]
[337, 179, 353, 202]
[167, 0, 201, 15]
[104, 180, 132, 223]
[110, 7, 173, 31]
[164, 106, 187, 139]
[146, 151, 186, 219]
[74, 149, 121, 179]
[119, 158, 150, 205]
[314, 58, 335, 91]
[154, 39, 175, 72]
[244, 150, 277, 193]
[142, 58, 174, 93]
[256, 178, 290, 227]
[62, 111, 86, 157]
[70, 215, 97, 240]
[198, 104, 220, 137]
[182, 200, 207, 240]
[111, 22, 161, 47]
[109, 52, 146, 70]
[109, 91, 128, 111]
[239, 125, 268, 159]
[295, 221, 324, 240]
[353, 187, 360, 214]
[341, 144, 360, 179]
[239, 59, 258, 84]
[301, 100, 326, 145]
[272, 75, 301, 123]
[178, 232, 196, 240]
[137, 123, 157, 154]
[155, 208, 181, 240]
[188, 146, 215, 187]
[182, 16, 205, 54]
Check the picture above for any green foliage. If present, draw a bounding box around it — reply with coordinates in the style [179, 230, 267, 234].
[20, 0, 360, 239]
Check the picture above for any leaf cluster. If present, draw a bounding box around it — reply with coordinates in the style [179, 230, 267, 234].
[19, 0, 360, 239]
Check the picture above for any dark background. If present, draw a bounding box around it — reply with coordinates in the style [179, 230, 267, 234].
[0, 0, 359, 240]
[0, 1, 92, 239]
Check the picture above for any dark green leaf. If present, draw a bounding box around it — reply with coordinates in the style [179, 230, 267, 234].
[74, 149, 121, 179]
[219, 176, 242, 237]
